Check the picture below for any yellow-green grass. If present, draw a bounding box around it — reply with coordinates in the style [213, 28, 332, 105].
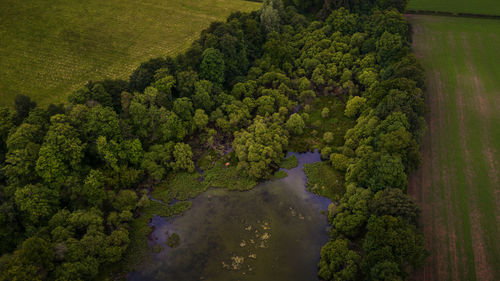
[407, 15, 500, 281]
[408, 0, 500, 16]
[0, 0, 260, 107]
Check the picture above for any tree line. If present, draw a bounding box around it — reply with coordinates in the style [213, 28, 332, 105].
[0, 0, 425, 280]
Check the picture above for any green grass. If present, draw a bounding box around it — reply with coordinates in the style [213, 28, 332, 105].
[279, 155, 298, 169]
[0, 0, 260, 107]
[408, 0, 500, 16]
[153, 172, 207, 201]
[408, 15, 500, 281]
[204, 159, 257, 191]
[303, 161, 345, 201]
[272, 170, 288, 179]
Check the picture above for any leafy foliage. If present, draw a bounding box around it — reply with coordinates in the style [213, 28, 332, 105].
[0, 1, 427, 280]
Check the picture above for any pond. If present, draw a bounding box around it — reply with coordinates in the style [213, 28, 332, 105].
[128, 151, 331, 281]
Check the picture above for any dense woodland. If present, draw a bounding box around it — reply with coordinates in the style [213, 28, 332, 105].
[0, 0, 427, 280]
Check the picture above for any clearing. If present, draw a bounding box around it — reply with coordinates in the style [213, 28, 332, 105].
[0, 0, 260, 107]
[408, 15, 500, 281]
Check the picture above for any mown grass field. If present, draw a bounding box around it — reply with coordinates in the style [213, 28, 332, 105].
[0, 0, 260, 107]
[407, 15, 500, 281]
[408, 0, 500, 16]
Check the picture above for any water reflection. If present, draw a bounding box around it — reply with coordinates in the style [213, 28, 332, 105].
[128, 151, 331, 281]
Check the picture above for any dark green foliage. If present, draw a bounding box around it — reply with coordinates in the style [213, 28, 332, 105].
[233, 116, 289, 180]
[370, 188, 420, 225]
[362, 215, 426, 280]
[200, 48, 225, 86]
[129, 57, 168, 92]
[0, 1, 427, 280]
[318, 238, 360, 281]
[14, 95, 37, 124]
[327, 184, 372, 237]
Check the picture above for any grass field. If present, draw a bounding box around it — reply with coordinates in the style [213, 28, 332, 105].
[408, 15, 500, 281]
[408, 0, 500, 16]
[0, 0, 260, 107]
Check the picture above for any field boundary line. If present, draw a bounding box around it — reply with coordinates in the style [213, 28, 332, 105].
[406, 10, 500, 20]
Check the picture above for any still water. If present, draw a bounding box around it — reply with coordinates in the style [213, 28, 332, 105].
[128, 151, 331, 281]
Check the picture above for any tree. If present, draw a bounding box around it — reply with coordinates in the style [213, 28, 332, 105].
[376, 32, 403, 65]
[141, 143, 175, 181]
[233, 116, 288, 179]
[345, 96, 367, 118]
[256, 95, 276, 116]
[112, 190, 138, 212]
[15, 184, 59, 226]
[330, 153, 351, 171]
[172, 143, 195, 173]
[76, 170, 107, 207]
[14, 95, 37, 124]
[129, 57, 168, 92]
[321, 107, 330, 118]
[193, 109, 209, 130]
[3, 123, 44, 184]
[260, 0, 283, 33]
[176, 70, 198, 97]
[200, 48, 225, 85]
[370, 188, 420, 225]
[192, 80, 215, 112]
[362, 215, 426, 280]
[346, 150, 407, 192]
[323, 132, 334, 144]
[82, 105, 121, 142]
[329, 185, 372, 238]
[155, 109, 186, 142]
[285, 113, 305, 135]
[318, 238, 360, 281]
[0, 237, 54, 281]
[35, 115, 85, 184]
[173, 97, 194, 121]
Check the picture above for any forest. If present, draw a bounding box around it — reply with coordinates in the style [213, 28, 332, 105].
[0, 0, 427, 280]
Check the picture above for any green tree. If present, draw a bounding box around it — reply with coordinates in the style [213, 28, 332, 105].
[200, 48, 225, 85]
[112, 190, 138, 212]
[285, 113, 305, 135]
[14, 94, 37, 124]
[173, 97, 194, 121]
[260, 0, 283, 33]
[345, 96, 367, 118]
[370, 188, 420, 225]
[172, 143, 195, 173]
[329, 185, 372, 238]
[233, 116, 288, 179]
[193, 109, 209, 130]
[318, 238, 360, 281]
[76, 170, 107, 207]
[376, 32, 403, 65]
[35, 115, 85, 184]
[346, 151, 407, 192]
[192, 80, 215, 112]
[362, 215, 426, 280]
[141, 143, 175, 181]
[15, 184, 59, 226]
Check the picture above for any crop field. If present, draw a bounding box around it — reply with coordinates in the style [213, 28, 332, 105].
[407, 0, 500, 16]
[0, 0, 260, 107]
[408, 15, 500, 281]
